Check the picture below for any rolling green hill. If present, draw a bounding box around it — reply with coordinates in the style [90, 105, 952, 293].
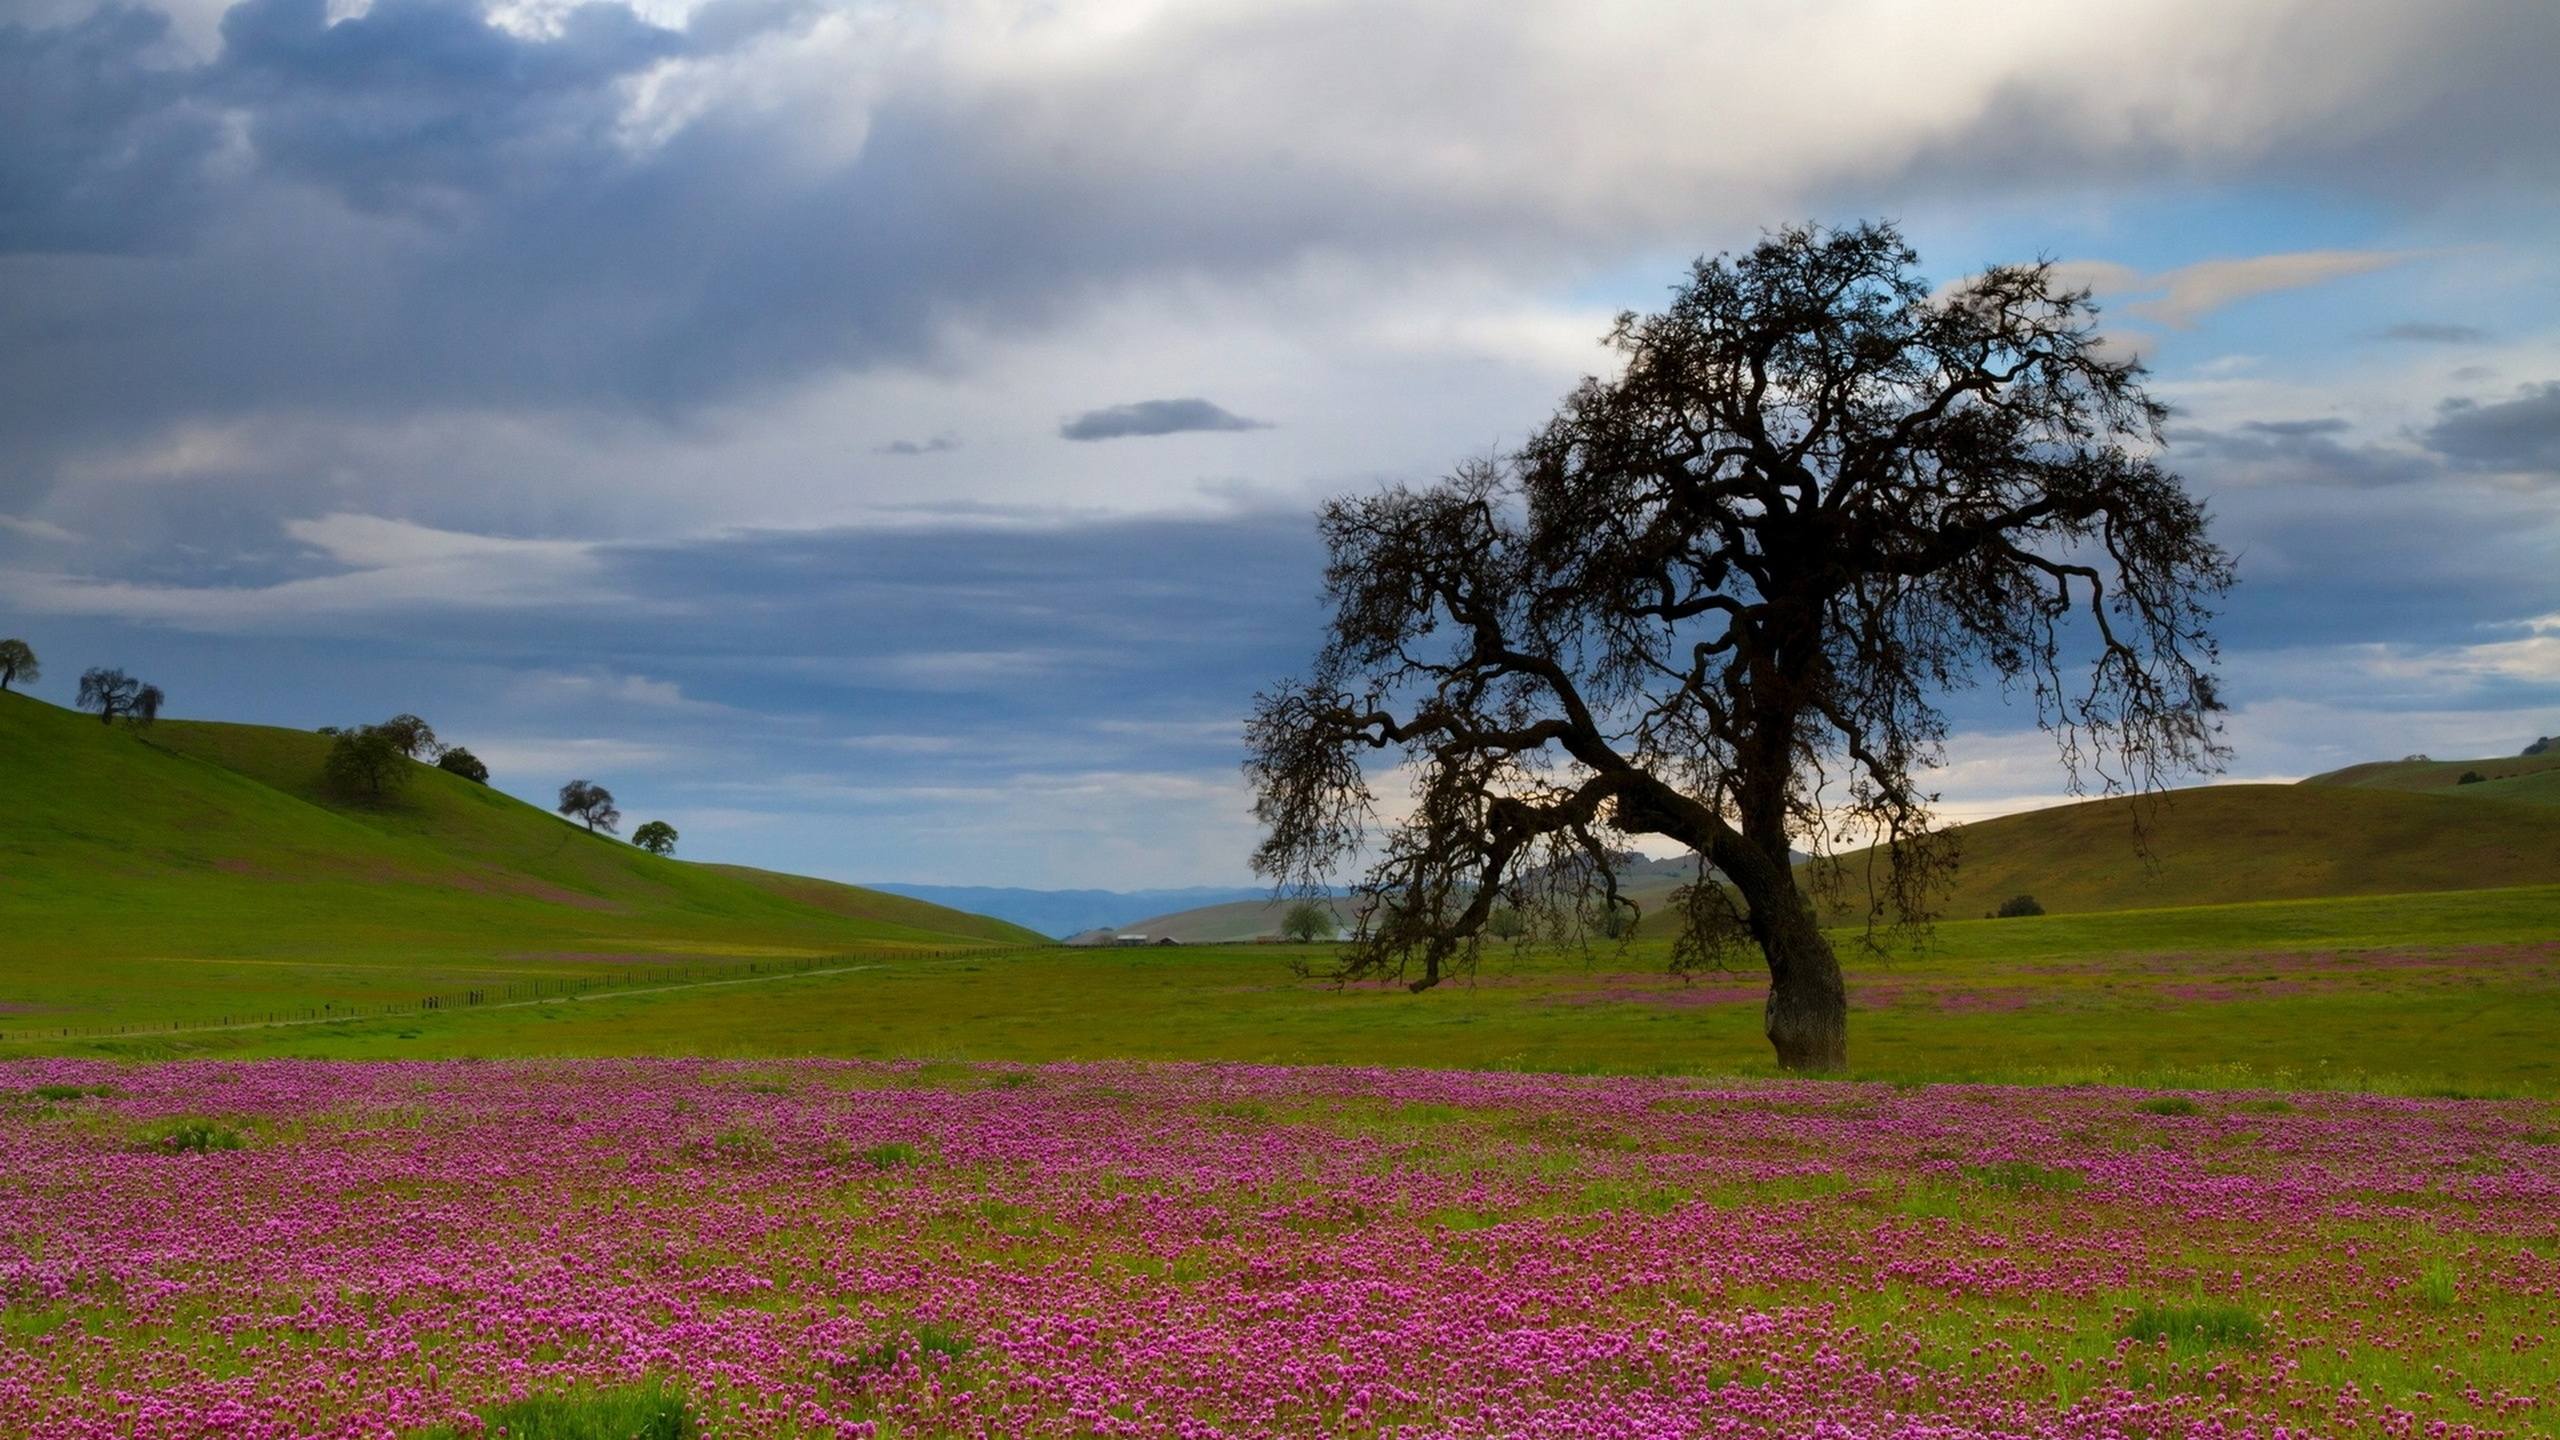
[2301, 750, 2560, 806]
[1805, 781, 2560, 923]
[0, 693, 1040, 1015]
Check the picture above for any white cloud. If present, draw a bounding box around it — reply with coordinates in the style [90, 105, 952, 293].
[513, 668, 735, 715]
[2124, 250, 2417, 329]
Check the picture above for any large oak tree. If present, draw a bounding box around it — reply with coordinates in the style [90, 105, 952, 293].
[1247, 222, 2231, 1071]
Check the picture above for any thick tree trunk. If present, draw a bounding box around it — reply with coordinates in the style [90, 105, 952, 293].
[1759, 891, 1848, 1072]
[1619, 765, 1851, 1073]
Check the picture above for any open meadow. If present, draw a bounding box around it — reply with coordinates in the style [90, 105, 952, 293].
[2, 1057, 2553, 1437]
[11, 885, 2556, 1099]
[8, 694, 2560, 1435]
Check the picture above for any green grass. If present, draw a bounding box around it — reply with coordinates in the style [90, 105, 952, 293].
[409, 1381, 693, 1439]
[2120, 1301, 2267, 1353]
[2305, 750, 2560, 806]
[8, 688, 2560, 1097]
[17, 880, 2552, 1096]
[1797, 781, 2560, 923]
[0, 692, 1041, 1033]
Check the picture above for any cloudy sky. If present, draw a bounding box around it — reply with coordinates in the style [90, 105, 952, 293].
[4, 0, 2558, 888]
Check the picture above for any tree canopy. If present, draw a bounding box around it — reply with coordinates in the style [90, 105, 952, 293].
[324, 726, 411, 801]
[1247, 221, 2230, 1071]
[0, 639, 35, 693]
[1279, 899, 1335, 943]
[632, 820, 678, 856]
[76, 668, 163, 727]
[557, 780, 620, 835]
[436, 747, 491, 784]
[375, 714, 440, 759]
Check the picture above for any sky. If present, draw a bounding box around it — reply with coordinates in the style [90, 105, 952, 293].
[3, 0, 2558, 889]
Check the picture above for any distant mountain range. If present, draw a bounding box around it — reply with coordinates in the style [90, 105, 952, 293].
[862, 884, 1325, 940]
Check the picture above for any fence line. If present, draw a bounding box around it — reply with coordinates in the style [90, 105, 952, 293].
[0, 945, 1052, 1045]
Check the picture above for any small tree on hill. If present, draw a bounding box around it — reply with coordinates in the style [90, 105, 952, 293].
[325, 726, 410, 801]
[76, 668, 163, 727]
[1995, 894, 2046, 918]
[0, 638, 36, 693]
[557, 779, 620, 834]
[436, 747, 490, 784]
[375, 714, 440, 759]
[1280, 899, 1335, 943]
[632, 820, 678, 856]
[2525, 737, 2554, 757]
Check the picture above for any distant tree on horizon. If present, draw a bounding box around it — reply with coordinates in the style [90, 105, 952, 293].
[1249, 221, 2231, 1072]
[376, 714, 440, 759]
[632, 820, 678, 856]
[76, 668, 163, 727]
[2526, 736, 2555, 757]
[436, 747, 490, 784]
[557, 779, 620, 835]
[0, 639, 36, 693]
[1279, 899, 1334, 943]
[325, 726, 410, 801]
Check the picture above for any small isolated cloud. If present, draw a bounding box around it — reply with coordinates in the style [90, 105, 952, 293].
[876, 433, 961, 457]
[2238, 418, 2352, 437]
[2376, 321, 2491, 344]
[2124, 250, 2414, 329]
[515, 669, 733, 716]
[1058, 398, 1270, 442]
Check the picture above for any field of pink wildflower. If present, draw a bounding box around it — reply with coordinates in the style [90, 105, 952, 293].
[2, 1059, 2554, 1438]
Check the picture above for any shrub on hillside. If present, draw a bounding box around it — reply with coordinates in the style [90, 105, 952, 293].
[436, 746, 490, 784]
[1996, 894, 2046, 918]
[2524, 736, 2553, 756]
[2457, 770, 2487, 785]
[324, 726, 411, 801]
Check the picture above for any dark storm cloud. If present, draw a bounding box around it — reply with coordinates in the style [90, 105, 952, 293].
[2425, 382, 2560, 473]
[209, 0, 686, 216]
[4, 0, 2552, 465]
[0, 3, 223, 252]
[2375, 321, 2492, 344]
[1057, 399, 1271, 442]
[2169, 423, 2410, 489]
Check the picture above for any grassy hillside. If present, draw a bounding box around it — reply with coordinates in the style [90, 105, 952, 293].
[2301, 750, 2560, 806]
[0, 693, 1040, 1025]
[1806, 782, 2560, 923]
